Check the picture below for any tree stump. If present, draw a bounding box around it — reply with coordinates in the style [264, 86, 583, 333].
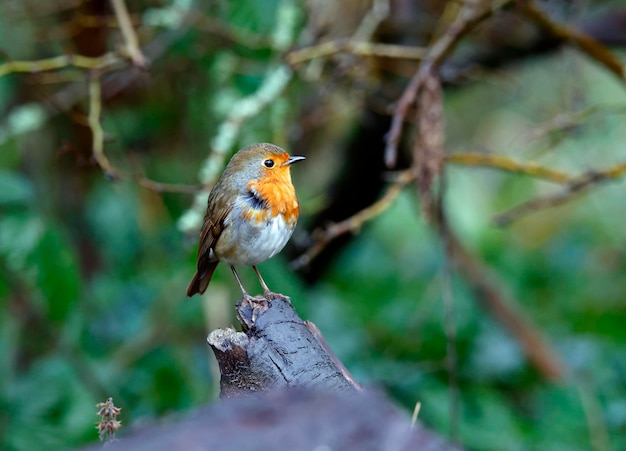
[207, 293, 361, 397]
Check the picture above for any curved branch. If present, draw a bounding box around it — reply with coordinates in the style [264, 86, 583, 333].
[384, 0, 514, 168]
[518, 0, 626, 83]
[446, 152, 571, 183]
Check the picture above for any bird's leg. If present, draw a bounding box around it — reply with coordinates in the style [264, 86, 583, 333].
[231, 266, 266, 303]
[230, 266, 250, 297]
[252, 266, 271, 296]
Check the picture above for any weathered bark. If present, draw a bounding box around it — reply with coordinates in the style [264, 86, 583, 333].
[82, 389, 461, 451]
[208, 293, 361, 398]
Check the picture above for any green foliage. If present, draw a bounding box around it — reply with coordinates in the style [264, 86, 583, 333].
[0, 174, 79, 322]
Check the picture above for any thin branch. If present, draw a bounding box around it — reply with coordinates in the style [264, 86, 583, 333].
[296, 154, 626, 263]
[446, 152, 572, 183]
[493, 161, 626, 226]
[0, 25, 192, 194]
[86, 74, 194, 193]
[518, 0, 626, 82]
[88, 73, 119, 180]
[286, 41, 426, 66]
[385, 0, 513, 168]
[447, 151, 626, 225]
[413, 69, 445, 218]
[353, 0, 390, 41]
[110, 0, 149, 68]
[522, 104, 626, 143]
[291, 170, 415, 269]
[0, 53, 121, 78]
[134, 176, 201, 194]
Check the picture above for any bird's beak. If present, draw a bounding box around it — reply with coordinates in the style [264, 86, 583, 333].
[283, 155, 306, 166]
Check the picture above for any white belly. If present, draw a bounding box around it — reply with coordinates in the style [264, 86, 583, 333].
[216, 207, 295, 266]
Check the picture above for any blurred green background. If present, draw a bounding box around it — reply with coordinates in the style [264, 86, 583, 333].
[1, 0, 626, 450]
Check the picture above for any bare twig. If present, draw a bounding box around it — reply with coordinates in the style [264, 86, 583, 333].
[0, 53, 122, 78]
[110, 0, 149, 68]
[384, 0, 513, 168]
[86, 72, 196, 192]
[0, 18, 193, 195]
[297, 152, 626, 265]
[88, 73, 119, 180]
[522, 105, 626, 144]
[292, 170, 415, 269]
[446, 150, 626, 226]
[384, 65, 427, 168]
[286, 41, 426, 66]
[446, 152, 571, 183]
[353, 0, 390, 41]
[414, 69, 445, 217]
[134, 177, 201, 194]
[493, 161, 626, 226]
[518, 0, 626, 82]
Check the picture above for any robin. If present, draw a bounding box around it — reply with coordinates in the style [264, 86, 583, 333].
[187, 143, 305, 298]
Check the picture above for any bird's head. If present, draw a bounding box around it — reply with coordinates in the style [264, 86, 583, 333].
[226, 143, 305, 186]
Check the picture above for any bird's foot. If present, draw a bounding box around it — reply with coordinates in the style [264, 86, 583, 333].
[242, 293, 268, 304]
[237, 294, 270, 329]
[262, 291, 291, 304]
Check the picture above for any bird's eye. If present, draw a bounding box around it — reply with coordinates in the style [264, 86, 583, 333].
[263, 159, 275, 168]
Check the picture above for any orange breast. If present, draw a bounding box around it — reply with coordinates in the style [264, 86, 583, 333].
[246, 175, 299, 224]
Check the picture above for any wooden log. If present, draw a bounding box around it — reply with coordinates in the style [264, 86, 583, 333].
[82, 389, 461, 451]
[207, 293, 361, 398]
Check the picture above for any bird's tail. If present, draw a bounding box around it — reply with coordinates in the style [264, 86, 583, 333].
[186, 260, 219, 297]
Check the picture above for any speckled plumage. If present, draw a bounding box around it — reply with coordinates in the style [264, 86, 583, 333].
[187, 143, 305, 297]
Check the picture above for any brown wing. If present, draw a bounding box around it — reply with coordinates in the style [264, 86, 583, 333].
[186, 206, 231, 297]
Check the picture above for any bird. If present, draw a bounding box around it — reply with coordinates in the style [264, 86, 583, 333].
[187, 143, 305, 299]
